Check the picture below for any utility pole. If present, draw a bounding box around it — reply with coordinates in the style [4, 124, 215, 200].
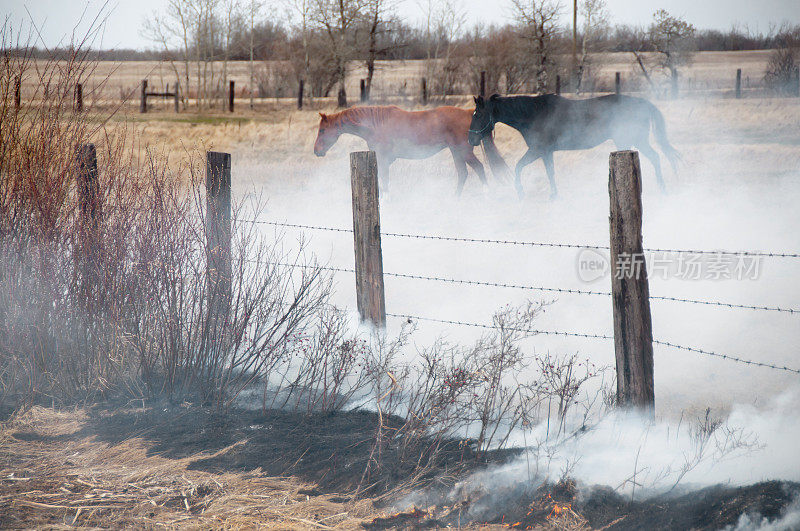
[573, 0, 578, 74]
[249, 0, 257, 110]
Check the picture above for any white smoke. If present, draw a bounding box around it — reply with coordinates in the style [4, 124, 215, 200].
[231, 96, 800, 493]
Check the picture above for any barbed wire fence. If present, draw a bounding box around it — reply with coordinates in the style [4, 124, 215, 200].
[239, 213, 800, 376]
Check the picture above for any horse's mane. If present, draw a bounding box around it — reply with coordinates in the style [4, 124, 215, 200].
[326, 106, 400, 129]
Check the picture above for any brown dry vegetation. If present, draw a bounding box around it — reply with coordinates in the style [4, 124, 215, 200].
[14, 50, 780, 104]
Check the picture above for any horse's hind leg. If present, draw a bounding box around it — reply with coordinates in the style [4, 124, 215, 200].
[636, 142, 666, 192]
[464, 151, 487, 186]
[542, 151, 558, 199]
[515, 148, 541, 200]
[451, 150, 469, 196]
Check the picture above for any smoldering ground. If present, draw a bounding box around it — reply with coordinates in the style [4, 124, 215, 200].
[228, 95, 800, 515]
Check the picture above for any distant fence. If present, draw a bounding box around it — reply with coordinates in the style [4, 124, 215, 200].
[9, 66, 799, 112]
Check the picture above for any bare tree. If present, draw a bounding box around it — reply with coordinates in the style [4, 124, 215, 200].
[247, 0, 264, 108]
[310, 0, 367, 107]
[363, 0, 398, 98]
[419, 0, 466, 97]
[509, 0, 563, 93]
[644, 9, 696, 96]
[141, 0, 196, 108]
[575, 0, 608, 93]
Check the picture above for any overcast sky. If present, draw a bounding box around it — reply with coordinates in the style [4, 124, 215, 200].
[1, 0, 798, 50]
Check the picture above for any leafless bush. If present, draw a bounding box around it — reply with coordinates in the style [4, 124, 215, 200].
[256, 61, 298, 98]
[0, 27, 335, 413]
[764, 46, 799, 95]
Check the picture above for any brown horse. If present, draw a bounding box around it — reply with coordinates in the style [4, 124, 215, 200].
[313, 106, 509, 195]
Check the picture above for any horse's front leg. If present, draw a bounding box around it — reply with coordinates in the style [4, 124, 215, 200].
[542, 151, 558, 199]
[515, 148, 541, 200]
[450, 149, 469, 196]
[376, 154, 393, 195]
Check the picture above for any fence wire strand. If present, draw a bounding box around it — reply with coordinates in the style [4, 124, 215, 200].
[245, 259, 798, 314]
[386, 313, 800, 375]
[248, 219, 800, 259]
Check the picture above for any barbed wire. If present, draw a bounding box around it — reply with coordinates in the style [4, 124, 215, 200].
[386, 312, 615, 341]
[244, 259, 798, 314]
[387, 313, 800, 375]
[651, 339, 800, 375]
[245, 219, 800, 259]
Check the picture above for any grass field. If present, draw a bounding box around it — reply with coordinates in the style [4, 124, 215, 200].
[16, 49, 778, 105]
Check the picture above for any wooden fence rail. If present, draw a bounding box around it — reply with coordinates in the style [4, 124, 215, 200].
[140, 79, 180, 113]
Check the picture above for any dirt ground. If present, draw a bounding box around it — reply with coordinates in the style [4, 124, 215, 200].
[2, 405, 798, 529]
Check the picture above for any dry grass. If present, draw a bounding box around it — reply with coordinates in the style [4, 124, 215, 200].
[0, 406, 378, 529]
[17, 50, 779, 104]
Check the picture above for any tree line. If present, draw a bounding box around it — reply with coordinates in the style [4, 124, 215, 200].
[18, 1, 800, 105]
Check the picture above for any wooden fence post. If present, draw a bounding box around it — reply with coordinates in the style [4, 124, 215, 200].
[174, 80, 180, 112]
[228, 80, 235, 112]
[14, 76, 20, 109]
[609, 150, 654, 416]
[77, 144, 101, 306]
[206, 151, 232, 324]
[297, 79, 304, 109]
[794, 67, 800, 97]
[615, 72, 621, 95]
[350, 151, 386, 328]
[555, 75, 561, 95]
[735, 68, 742, 99]
[360, 79, 366, 102]
[140, 79, 147, 113]
[421, 77, 427, 105]
[480, 71, 486, 98]
[75, 83, 83, 112]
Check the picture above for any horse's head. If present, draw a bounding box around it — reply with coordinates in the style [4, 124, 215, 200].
[314, 113, 340, 157]
[468, 95, 496, 146]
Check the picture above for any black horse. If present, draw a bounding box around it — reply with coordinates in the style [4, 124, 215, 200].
[468, 94, 680, 199]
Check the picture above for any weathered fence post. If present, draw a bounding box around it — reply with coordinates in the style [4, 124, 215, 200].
[228, 80, 235, 112]
[14, 76, 20, 109]
[609, 150, 654, 416]
[421, 77, 428, 105]
[174, 80, 180, 112]
[350, 151, 386, 328]
[206, 152, 232, 325]
[77, 144, 101, 306]
[360, 79, 366, 102]
[75, 83, 83, 112]
[794, 67, 800, 97]
[297, 79, 304, 109]
[555, 75, 561, 95]
[615, 72, 621, 95]
[735, 68, 742, 99]
[480, 71, 486, 98]
[140, 79, 147, 113]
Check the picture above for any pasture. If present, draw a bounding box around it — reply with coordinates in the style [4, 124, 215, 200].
[3, 48, 800, 529]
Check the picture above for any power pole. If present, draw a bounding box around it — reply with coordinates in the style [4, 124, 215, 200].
[249, 0, 255, 110]
[573, 0, 578, 74]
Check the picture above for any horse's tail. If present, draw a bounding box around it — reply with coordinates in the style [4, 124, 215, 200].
[648, 103, 681, 173]
[481, 134, 512, 183]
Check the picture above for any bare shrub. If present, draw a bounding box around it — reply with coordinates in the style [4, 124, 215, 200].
[256, 61, 298, 98]
[764, 46, 799, 95]
[0, 26, 335, 413]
